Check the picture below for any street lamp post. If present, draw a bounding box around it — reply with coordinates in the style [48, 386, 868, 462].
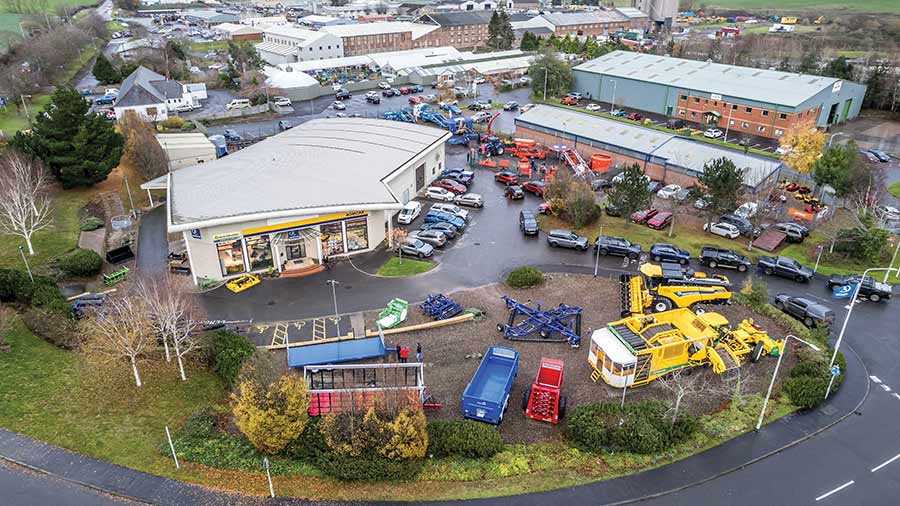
[610, 80, 617, 113]
[756, 334, 820, 430]
[886, 238, 900, 283]
[827, 132, 848, 148]
[825, 266, 899, 399]
[593, 225, 603, 277]
[542, 65, 548, 101]
[326, 279, 341, 335]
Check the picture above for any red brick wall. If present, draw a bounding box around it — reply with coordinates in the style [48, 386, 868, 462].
[675, 93, 820, 139]
[232, 33, 262, 41]
[342, 32, 414, 55]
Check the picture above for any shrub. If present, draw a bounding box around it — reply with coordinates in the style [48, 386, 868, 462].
[784, 346, 845, 409]
[427, 420, 504, 458]
[232, 373, 309, 454]
[0, 269, 69, 315]
[59, 248, 103, 277]
[79, 216, 104, 231]
[21, 308, 81, 349]
[0, 269, 32, 303]
[567, 401, 694, 455]
[209, 329, 255, 388]
[159, 116, 186, 130]
[739, 277, 768, 310]
[180, 121, 196, 131]
[507, 266, 544, 288]
[784, 375, 829, 409]
[283, 417, 329, 462]
[316, 451, 424, 481]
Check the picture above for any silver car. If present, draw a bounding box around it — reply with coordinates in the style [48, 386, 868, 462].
[547, 229, 589, 250]
[409, 229, 447, 248]
[454, 193, 484, 208]
[397, 238, 434, 258]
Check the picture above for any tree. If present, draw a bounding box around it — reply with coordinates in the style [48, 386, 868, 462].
[227, 40, 263, 73]
[487, 10, 513, 51]
[812, 142, 862, 197]
[119, 111, 169, 181]
[232, 373, 310, 454]
[797, 45, 819, 75]
[529, 50, 573, 99]
[520, 31, 540, 51]
[0, 151, 53, 256]
[12, 87, 124, 188]
[779, 128, 826, 174]
[544, 169, 599, 228]
[656, 369, 708, 428]
[822, 57, 853, 80]
[81, 294, 154, 387]
[498, 10, 514, 50]
[694, 157, 744, 228]
[92, 54, 121, 85]
[136, 274, 205, 381]
[606, 163, 652, 224]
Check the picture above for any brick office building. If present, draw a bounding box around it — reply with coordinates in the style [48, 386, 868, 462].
[322, 22, 439, 55]
[572, 51, 867, 140]
[417, 11, 532, 50]
[540, 10, 643, 38]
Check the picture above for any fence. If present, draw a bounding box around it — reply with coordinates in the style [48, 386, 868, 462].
[189, 103, 271, 121]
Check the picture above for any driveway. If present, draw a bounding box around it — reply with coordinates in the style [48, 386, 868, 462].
[136, 205, 168, 272]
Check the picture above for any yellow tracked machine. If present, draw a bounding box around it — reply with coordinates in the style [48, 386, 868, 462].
[620, 262, 733, 316]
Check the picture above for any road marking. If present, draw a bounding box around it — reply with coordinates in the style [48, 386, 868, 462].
[893, 393, 900, 401]
[881, 384, 892, 392]
[870, 375, 882, 383]
[872, 452, 900, 472]
[815, 480, 855, 501]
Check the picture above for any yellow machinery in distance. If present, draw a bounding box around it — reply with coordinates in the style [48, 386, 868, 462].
[620, 262, 733, 317]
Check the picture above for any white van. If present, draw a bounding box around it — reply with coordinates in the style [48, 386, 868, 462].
[226, 99, 251, 110]
[431, 202, 469, 222]
[397, 201, 422, 225]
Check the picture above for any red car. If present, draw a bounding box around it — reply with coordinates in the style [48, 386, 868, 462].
[430, 178, 466, 194]
[646, 211, 673, 230]
[626, 112, 643, 121]
[561, 96, 578, 105]
[494, 171, 519, 184]
[522, 180, 545, 196]
[631, 208, 659, 224]
[539, 202, 553, 215]
[408, 95, 423, 104]
[399, 87, 411, 95]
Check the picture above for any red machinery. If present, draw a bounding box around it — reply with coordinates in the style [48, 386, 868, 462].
[512, 138, 549, 160]
[523, 357, 566, 424]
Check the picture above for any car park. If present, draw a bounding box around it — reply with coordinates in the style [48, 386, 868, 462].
[397, 201, 422, 224]
[650, 244, 690, 264]
[595, 236, 640, 259]
[332, 100, 346, 110]
[827, 274, 892, 302]
[421, 221, 458, 239]
[409, 229, 447, 248]
[431, 202, 469, 221]
[335, 88, 351, 100]
[773, 294, 835, 328]
[397, 237, 433, 258]
[703, 221, 740, 239]
[519, 210, 539, 235]
[505, 185, 524, 199]
[547, 229, 589, 250]
[423, 211, 465, 230]
[758, 256, 813, 282]
[424, 187, 455, 201]
[431, 179, 466, 194]
[719, 214, 755, 236]
[278, 120, 293, 131]
[494, 171, 518, 184]
[454, 193, 483, 208]
[223, 129, 242, 142]
[656, 184, 682, 199]
[869, 150, 891, 162]
[521, 180, 545, 196]
[646, 212, 673, 230]
[504, 101, 519, 111]
[631, 208, 659, 224]
[585, 103, 602, 112]
[703, 128, 723, 138]
[273, 96, 292, 107]
[699, 247, 751, 271]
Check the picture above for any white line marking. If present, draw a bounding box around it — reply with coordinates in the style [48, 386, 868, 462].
[815, 480, 855, 501]
[870, 375, 882, 383]
[872, 452, 900, 472]
[881, 384, 892, 392]
[893, 393, 900, 401]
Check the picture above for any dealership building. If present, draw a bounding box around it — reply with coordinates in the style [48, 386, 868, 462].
[571, 51, 867, 140]
[151, 119, 450, 282]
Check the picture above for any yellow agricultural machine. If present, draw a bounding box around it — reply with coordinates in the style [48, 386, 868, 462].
[620, 262, 733, 316]
[588, 308, 784, 388]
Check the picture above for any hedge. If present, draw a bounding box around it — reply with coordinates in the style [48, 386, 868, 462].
[59, 248, 103, 277]
[0, 268, 70, 316]
[567, 400, 697, 455]
[427, 420, 504, 458]
[784, 346, 846, 409]
[506, 266, 544, 288]
[209, 329, 256, 388]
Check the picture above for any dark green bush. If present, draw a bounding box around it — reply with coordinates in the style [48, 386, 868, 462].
[785, 347, 845, 409]
[0, 269, 32, 303]
[283, 417, 329, 462]
[79, 216, 104, 231]
[209, 329, 256, 388]
[427, 420, 504, 458]
[784, 375, 829, 409]
[315, 451, 423, 481]
[0, 269, 69, 315]
[59, 248, 103, 277]
[567, 400, 694, 455]
[506, 266, 544, 288]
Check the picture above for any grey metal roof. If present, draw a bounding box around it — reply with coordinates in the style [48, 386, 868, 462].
[650, 137, 781, 189]
[168, 118, 450, 227]
[513, 26, 553, 35]
[541, 10, 627, 26]
[421, 11, 493, 26]
[114, 66, 182, 107]
[574, 51, 841, 108]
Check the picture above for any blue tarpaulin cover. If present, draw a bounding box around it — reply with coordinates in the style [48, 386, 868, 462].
[287, 335, 386, 368]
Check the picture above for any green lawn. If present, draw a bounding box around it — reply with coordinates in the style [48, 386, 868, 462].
[889, 181, 900, 199]
[0, 95, 50, 136]
[188, 40, 229, 53]
[696, 0, 899, 13]
[377, 257, 436, 276]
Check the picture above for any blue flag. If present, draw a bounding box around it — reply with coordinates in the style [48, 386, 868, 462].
[832, 285, 854, 299]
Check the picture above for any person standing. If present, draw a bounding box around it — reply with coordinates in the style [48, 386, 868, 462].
[399, 346, 409, 363]
[395, 342, 401, 362]
[415, 343, 422, 362]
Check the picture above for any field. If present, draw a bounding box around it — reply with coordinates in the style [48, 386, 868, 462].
[889, 181, 900, 199]
[684, 0, 900, 14]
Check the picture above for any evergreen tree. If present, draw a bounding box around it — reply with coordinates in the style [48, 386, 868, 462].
[498, 10, 514, 50]
[797, 46, 819, 75]
[822, 56, 853, 80]
[694, 157, 744, 227]
[520, 32, 539, 51]
[487, 10, 502, 50]
[92, 54, 121, 85]
[528, 50, 573, 99]
[607, 163, 653, 223]
[812, 142, 861, 197]
[12, 87, 123, 188]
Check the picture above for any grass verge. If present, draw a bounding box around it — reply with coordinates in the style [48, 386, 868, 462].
[889, 181, 900, 199]
[188, 40, 229, 53]
[377, 256, 436, 276]
[0, 95, 51, 136]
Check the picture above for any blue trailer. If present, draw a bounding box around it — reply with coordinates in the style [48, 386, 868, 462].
[461, 346, 519, 425]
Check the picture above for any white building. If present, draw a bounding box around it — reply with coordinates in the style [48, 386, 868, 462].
[213, 22, 264, 40]
[319, 0, 403, 18]
[256, 25, 344, 65]
[240, 15, 289, 28]
[113, 67, 204, 122]
[150, 118, 450, 282]
[156, 133, 217, 171]
[433, 0, 507, 12]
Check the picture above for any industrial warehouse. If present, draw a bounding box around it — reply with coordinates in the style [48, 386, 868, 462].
[515, 104, 783, 190]
[571, 51, 867, 139]
[159, 118, 450, 282]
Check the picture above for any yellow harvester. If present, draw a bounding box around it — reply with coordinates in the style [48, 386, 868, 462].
[588, 308, 783, 388]
[620, 262, 733, 316]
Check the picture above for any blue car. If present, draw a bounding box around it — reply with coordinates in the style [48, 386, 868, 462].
[423, 211, 465, 230]
[94, 95, 115, 105]
[650, 243, 691, 265]
[442, 169, 475, 186]
[440, 103, 462, 115]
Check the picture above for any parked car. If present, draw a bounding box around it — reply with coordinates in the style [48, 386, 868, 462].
[566, 92, 582, 100]
[875, 205, 900, 222]
[761, 222, 804, 243]
[521, 180, 545, 196]
[473, 77, 486, 85]
[431, 178, 466, 194]
[397, 201, 422, 224]
[331, 100, 347, 110]
[431, 202, 469, 221]
[827, 274, 892, 302]
[773, 294, 835, 328]
[703, 128, 723, 138]
[94, 95, 115, 105]
[694, 195, 711, 209]
[409, 229, 447, 248]
[366, 94, 381, 104]
[604, 203, 623, 216]
[758, 256, 813, 282]
[397, 237, 434, 258]
[173, 102, 194, 113]
[610, 108, 626, 117]
[649, 243, 690, 264]
[646, 212, 673, 230]
[421, 221, 458, 239]
[423, 211, 465, 230]
[656, 184, 682, 199]
[561, 96, 578, 105]
[398, 87, 411, 95]
[503, 101, 519, 111]
[860, 149, 879, 163]
[719, 214, 756, 236]
[547, 229, 589, 250]
[273, 96, 292, 107]
[472, 111, 493, 123]
[454, 192, 483, 208]
[869, 149, 891, 162]
[538, 202, 552, 215]
[468, 101, 491, 111]
[277, 120, 293, 131]
[703, 221, 741, 239]
[519, 210, 539, 235]
[382, 88, 398, 97]
[626, 112, 643, 121]
[520, 103, 535, 113]
[494, 171, 519, 184]
[734, 201, 759, 219]
[335, 88, 351, 100]
[505, 185, 524, 199]
[223, 129, 242, 142]
[582, 103, 601, 112]
[378, 81, 391, 89]
[424, 187, 455, 202]
[591, 178, 613, 191]
[408, 95, 423, 105]
[699, 247, 751, 271]
[595, 236, 641, 259]
[442, 169, 475, 186]
[631, 208, 659, 224]
[647, 181, 664, 193]
[411, 84, 424, 93]
[666, 118, 685, 129]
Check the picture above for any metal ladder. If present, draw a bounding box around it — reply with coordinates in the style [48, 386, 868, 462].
[590, 368, 603, 383]
[271, 323, 288, 347]
[313, 318, 327, 341]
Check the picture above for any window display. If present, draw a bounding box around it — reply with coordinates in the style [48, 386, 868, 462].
[246, 235, 273, 271]
[217, 239, 246, 276]
[345, 217, 368, 252]
[321, 222, 344, 256]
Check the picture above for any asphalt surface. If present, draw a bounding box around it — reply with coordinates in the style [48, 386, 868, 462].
[0, 459, 134, 506]
[136, 204, 168, 272]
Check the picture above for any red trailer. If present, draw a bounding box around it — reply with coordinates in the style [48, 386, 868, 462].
[522, 357, 566, 424]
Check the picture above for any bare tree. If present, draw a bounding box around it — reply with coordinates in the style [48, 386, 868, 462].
[119, 111, 169, 181]
[81, 295, 154, 387]
[656, 369, 709, 427]
[0, 151, 53, 255]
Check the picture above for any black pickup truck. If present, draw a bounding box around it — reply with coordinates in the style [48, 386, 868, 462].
[827, 274, 892, 302]
[757, 255, 813, 283]
[699, 247, 752, 272]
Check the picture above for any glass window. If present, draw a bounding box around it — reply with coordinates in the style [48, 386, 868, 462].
[217, 239, 246, 276]
[741, 122, 749, 128]
[321, 222, 345, 256]
[692, 97, 700, 103]
[345, 218, 368, 252]
[246, 235, 273, 271]
[778, 113, 787, 120]
[761, 110, 769, 117]
[745, 107, 752, 113]
[603, 356, 612, 371]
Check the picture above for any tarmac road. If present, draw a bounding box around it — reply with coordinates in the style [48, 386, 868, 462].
[0, 459, 134, 506]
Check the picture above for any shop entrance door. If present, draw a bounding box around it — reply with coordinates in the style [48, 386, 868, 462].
[286, 243, 307, 261]
[415, 163, 425, 191]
